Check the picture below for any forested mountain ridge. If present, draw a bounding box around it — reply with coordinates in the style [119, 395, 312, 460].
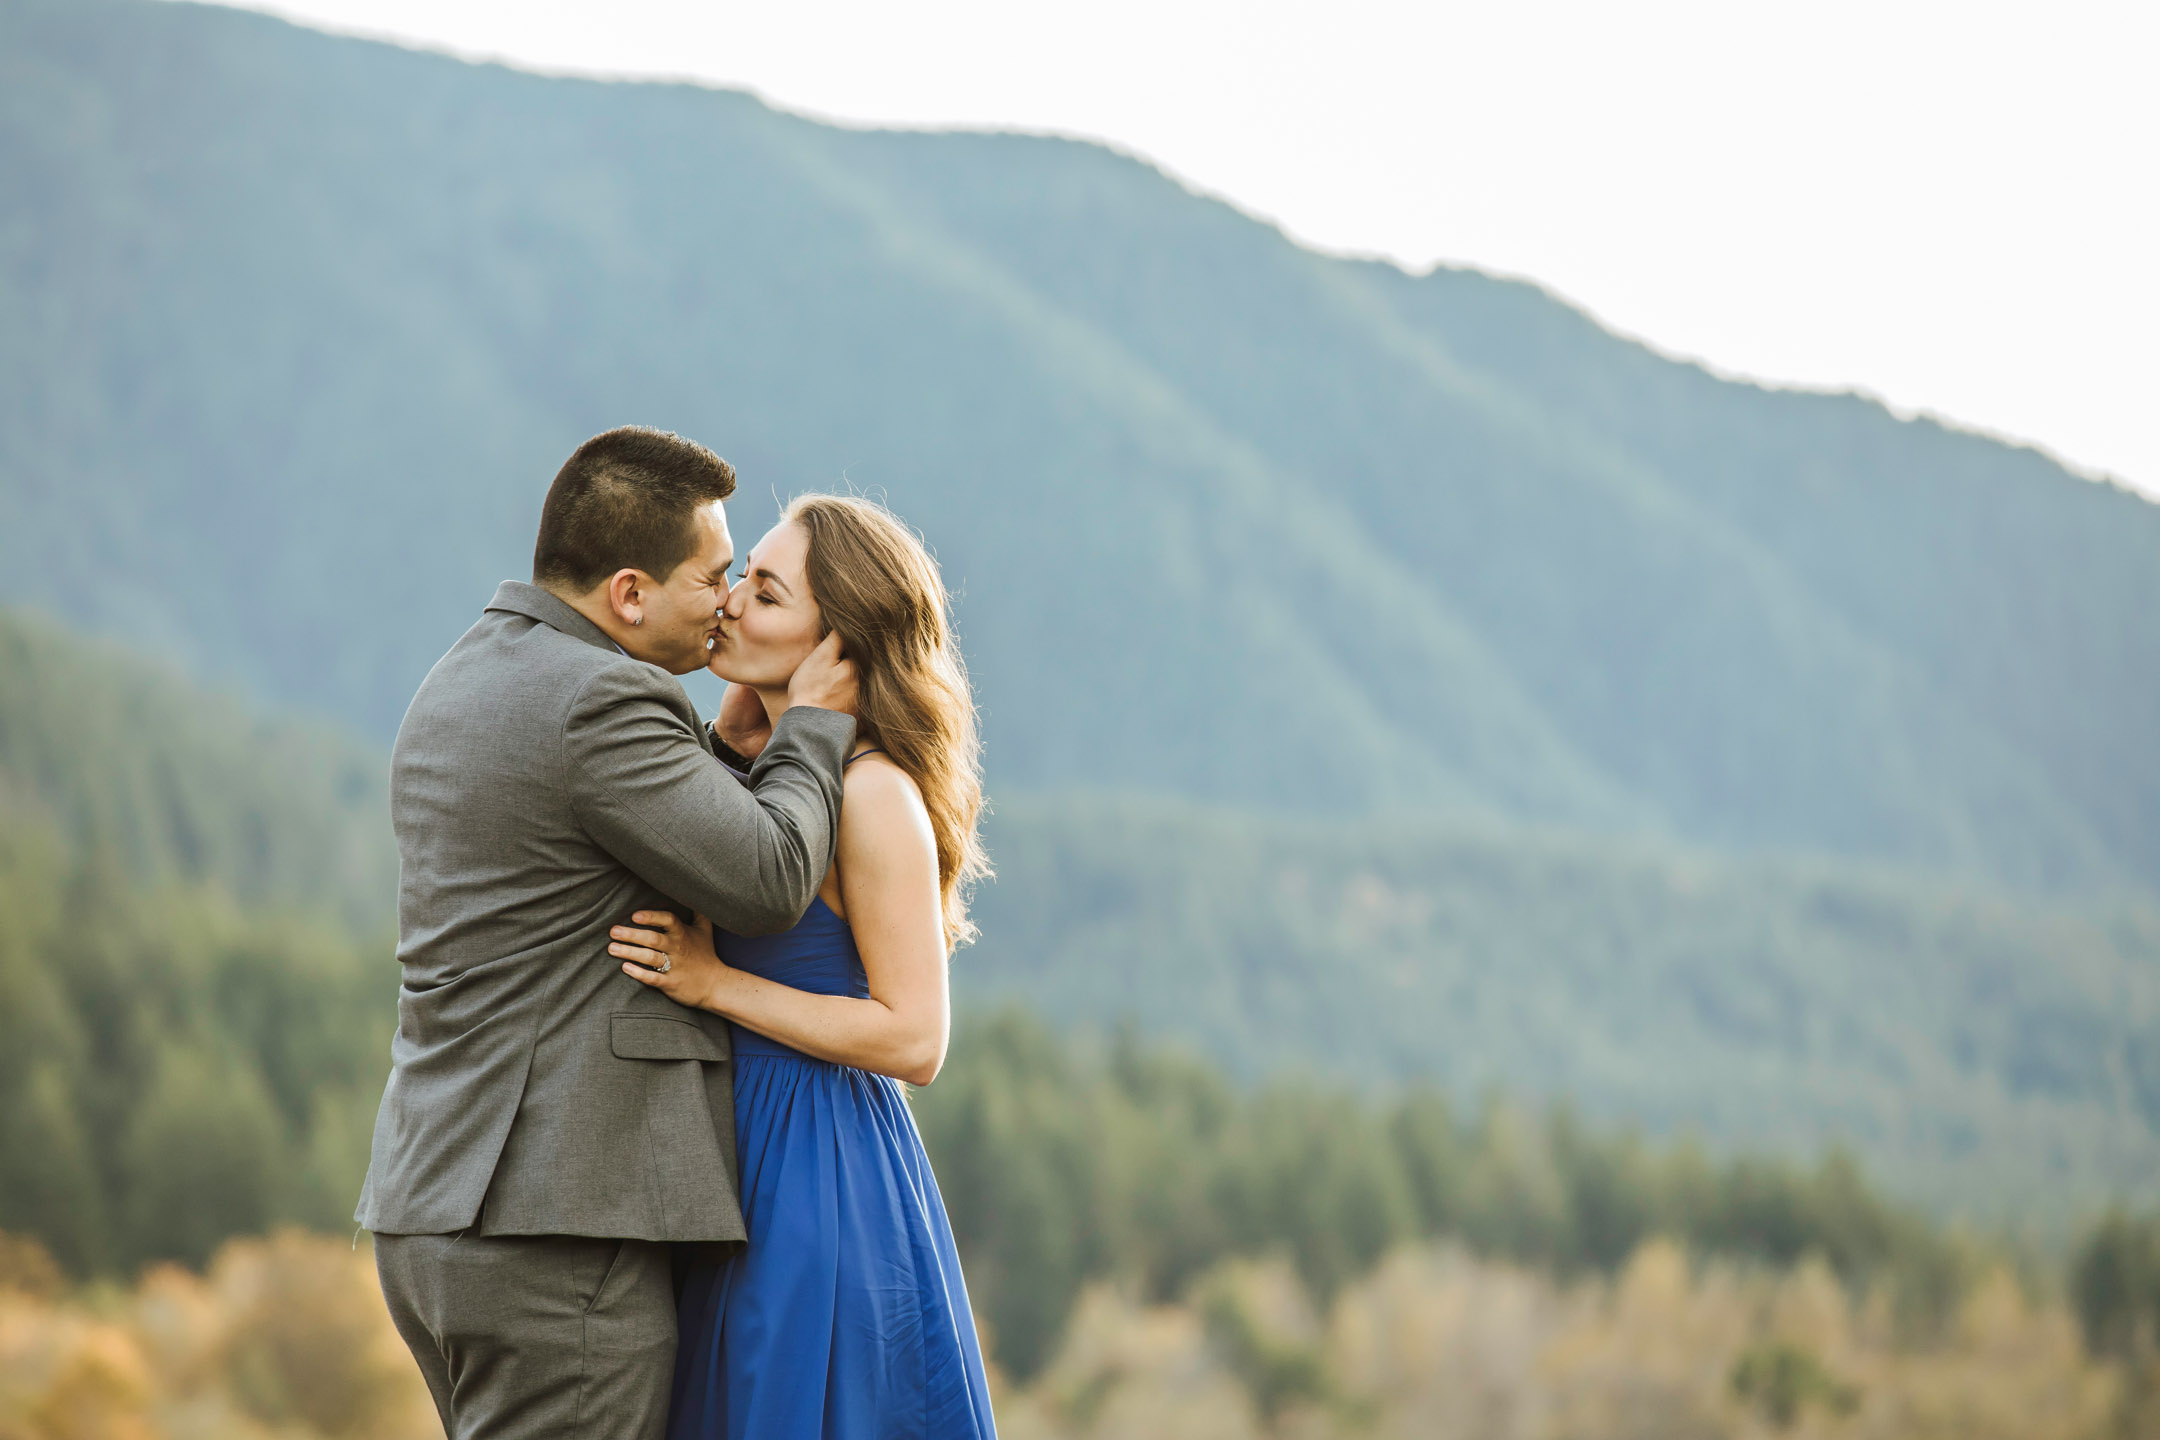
[6, 0, 2159, 1237]
[5, 602, 2153, 1247]
[4, 0, 2156, 894]
[0, 609, 394, 928]
[4, 601, 2156, 1309]
[847, 130, 2157, 884]
[968, 796, 2160, 1218]
[0, 609, 393, 1273]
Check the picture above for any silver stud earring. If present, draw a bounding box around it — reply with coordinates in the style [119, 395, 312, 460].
[632, 616, 642, 626]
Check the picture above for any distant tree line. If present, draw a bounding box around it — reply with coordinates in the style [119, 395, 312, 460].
[2073, 1207, 2160, 1364]
[5, 841, 2151, 1392]
[0, 817, 391, 1275]
[913, 1010, 1992, 1379]
[972, 795, 2160, 1218]
[0, 607, 395, 1275]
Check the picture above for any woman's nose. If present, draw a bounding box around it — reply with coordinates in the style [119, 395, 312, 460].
[719, 581, 745, 620]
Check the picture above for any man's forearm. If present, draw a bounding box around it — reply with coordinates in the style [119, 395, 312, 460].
[570, 682, 849, 936]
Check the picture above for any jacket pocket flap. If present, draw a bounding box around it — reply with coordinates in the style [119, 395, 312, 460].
[610, 1013, 730, 1063]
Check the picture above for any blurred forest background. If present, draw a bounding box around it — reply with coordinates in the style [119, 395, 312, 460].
[4, 0, 2160, 1434]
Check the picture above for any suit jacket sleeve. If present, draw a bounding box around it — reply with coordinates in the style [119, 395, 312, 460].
[563, 665, 855, 935]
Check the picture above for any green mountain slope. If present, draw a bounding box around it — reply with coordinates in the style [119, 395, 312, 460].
[0, 608, 394, 929]
[3, 0, 2155, 894]
[4, 604, 2152, 1268]
[854, 131, 2157, 883]
[967, 797, 2160, 1219]
[0, 609, 393, 1272]
[1370, 266, 2160, 890]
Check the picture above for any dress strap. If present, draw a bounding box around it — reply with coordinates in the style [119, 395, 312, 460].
[843, 746, 886, 768]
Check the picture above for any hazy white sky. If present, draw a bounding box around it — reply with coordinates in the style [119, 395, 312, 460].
[208, 0, 2157, 498]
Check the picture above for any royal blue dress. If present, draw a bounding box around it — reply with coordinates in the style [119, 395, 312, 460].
[666, 886, 997, 1440]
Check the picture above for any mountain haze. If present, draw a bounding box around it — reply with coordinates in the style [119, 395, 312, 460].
[5, 0, 2156, 896]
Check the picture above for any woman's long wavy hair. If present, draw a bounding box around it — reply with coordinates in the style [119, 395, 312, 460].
[786, 494, 989, 949]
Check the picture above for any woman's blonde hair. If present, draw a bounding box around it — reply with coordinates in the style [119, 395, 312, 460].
[785, 494, 989, 948]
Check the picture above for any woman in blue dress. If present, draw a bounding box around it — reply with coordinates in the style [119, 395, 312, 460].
[610, 493, 997, 1440]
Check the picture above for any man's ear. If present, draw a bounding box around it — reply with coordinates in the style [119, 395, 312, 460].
[606, 568, 646, 627]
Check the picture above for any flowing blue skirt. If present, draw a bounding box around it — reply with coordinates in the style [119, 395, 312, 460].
[666, 1052, 997, 1440]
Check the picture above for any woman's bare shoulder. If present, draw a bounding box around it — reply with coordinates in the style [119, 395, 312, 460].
[840, 754, 932, 838]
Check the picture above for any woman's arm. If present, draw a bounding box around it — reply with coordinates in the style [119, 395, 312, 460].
[612, 757, 951, 1086]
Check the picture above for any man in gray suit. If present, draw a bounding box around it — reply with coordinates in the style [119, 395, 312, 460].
[359, 427, 856, 1439]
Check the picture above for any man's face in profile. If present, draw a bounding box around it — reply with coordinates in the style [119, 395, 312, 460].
[633, 500, 734, 674]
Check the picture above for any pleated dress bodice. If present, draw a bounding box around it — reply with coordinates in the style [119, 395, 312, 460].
[717, 897, 868, 1056]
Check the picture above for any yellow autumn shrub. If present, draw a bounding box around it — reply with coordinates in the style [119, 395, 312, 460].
[0, 1228, 2140, 1440]
[0, 1231, 435, 1440]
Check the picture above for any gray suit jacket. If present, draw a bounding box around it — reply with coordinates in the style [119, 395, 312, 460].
[355, 581, 853, 1241]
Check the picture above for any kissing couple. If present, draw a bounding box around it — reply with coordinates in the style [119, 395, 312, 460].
[356, 427, 998, 1440]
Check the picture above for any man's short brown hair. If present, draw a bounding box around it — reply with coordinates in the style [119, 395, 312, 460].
[532, 427, 737, 594]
